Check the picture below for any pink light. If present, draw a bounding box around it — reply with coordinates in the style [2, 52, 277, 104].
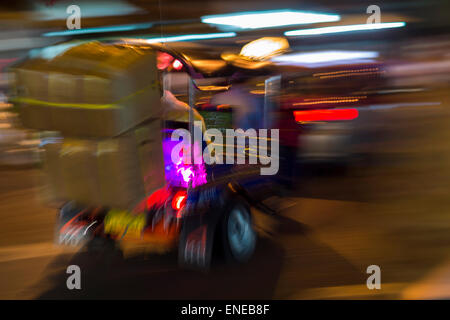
[157, 51, 174, 70]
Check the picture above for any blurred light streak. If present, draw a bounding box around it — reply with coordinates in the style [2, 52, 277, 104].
[285, 22, 406, 36]
[30, 42, 82, 59]
[250, 90, 266, 94]
[318, 71, 385, 79]
[272, 51, 378, 67]
[0, 58, 18, 67]
[146, 187, 171, 209]
[313, 68, 379, 77]
[43, 23, 153, 37]
[239, 37, 289, 60]
[303, 96, 367, 101]
[293, 99, 359, 106]
[365, 102, 441, 111]
[293, 108, 359, 122]
[202, 10, 340, 29]
[0, 37, 48, 52]
[145, 32, 236, 43]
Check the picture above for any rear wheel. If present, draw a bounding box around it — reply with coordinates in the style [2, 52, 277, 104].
[221, 200, 256, 263]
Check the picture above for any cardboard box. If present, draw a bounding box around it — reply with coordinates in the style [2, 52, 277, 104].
[11, 42, 162, 138]
[41, 120, 166, 209]
[41, 138, 67, 202]
[133, 120, 166, 195]
[59, 138, 102, 205]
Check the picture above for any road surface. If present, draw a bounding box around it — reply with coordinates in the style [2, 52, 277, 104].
[1, 90, 450, 299]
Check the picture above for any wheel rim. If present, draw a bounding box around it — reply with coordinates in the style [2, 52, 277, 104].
[227, 206, 255, 259]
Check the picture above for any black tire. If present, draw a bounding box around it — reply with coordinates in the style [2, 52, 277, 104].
[221, 199, 256, 263]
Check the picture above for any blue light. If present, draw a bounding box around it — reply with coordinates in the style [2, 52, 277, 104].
[43, 22, 153, 37]
[285, 22, 406, 36]
[273, 50, 378, 63]
[271, 50, 379, 67]
[202, 10, 340, 29]
[144, 32, 237, 43]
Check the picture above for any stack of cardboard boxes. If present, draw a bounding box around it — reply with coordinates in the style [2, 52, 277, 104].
[11, 41, 166, 209]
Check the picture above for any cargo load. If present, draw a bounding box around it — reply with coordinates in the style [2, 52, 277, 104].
[10, 41, 161, 137]
[40, 120, 165, 209]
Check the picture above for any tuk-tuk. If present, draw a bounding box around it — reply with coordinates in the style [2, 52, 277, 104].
[9, 39, 274, 270]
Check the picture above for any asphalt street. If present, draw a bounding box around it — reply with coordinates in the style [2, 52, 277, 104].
[0, 90, 449, 299]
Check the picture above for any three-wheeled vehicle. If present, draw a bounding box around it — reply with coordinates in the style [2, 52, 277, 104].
[10, 39, 277, 270]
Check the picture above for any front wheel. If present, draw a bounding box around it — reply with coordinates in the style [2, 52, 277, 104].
[221, 200, 256, 263]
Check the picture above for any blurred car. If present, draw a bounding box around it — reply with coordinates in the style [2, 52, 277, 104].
[279, 62, 388, 166]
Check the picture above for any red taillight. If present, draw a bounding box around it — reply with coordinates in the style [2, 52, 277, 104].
[146, 187, 171, 210]
[172, 191, 187, 211]
[293, 108, 359, 122]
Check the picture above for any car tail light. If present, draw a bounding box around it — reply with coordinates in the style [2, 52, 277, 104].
[293, 108, 359, 122]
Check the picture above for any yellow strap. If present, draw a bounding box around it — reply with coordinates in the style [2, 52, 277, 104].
[11, 80, 159, 110]
[11, 97, 118, 109]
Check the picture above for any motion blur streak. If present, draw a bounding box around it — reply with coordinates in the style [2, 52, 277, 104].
[201, 10, 340, 29]
[318, 71, 385, 79]
[293, 99, 360, 105]
[239, 37, 289, 60]
[313, 69, 379, 77]
[144, 32, 237, 43]
[293, 109, 359, 122]
[271, 51, 378, 66]
[285, 22, 406, 36]
[0, 0, 450, 301]
[43, 23, 154, 37]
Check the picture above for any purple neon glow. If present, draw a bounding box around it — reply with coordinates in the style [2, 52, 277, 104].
[177, 163, 194, 183]
[162, 137, 207, 188]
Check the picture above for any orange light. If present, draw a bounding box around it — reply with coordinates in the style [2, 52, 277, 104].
[293, 98, 359, 106]
[217, 104, 231, 110]
[293, 108, 359, 122]
[313, 68, 378, 77]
